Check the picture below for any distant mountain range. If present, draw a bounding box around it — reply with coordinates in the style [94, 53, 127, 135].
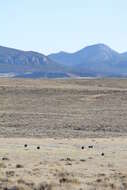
[0, 46, 69, 78]
[49, 44, 127, 77]
[0, 44, 127, 78]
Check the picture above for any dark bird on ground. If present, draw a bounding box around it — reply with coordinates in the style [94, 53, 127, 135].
[88, 145, 93, 149]
[101, 153, 105, 156]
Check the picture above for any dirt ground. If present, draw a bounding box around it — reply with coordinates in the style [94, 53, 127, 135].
[0, 137, 127, 190]
[1, 78, 127, 189]
[1, 78, 127, 137]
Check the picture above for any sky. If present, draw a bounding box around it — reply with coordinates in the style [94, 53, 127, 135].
[0, 0, 127, 55]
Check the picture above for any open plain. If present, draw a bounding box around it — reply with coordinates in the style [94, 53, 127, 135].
[0, 78, 127, 189]
[1, 78, 127, 137]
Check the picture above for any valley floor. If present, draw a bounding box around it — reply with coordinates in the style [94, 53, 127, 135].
[0, 78, 127, 189]
[0, 137, 127, 190]
[0, 78, 127, 137]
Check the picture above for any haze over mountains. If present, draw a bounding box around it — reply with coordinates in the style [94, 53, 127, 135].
[0, 46, 68, 78]
[49, 44, 127, 77]
[0, 44, 127, 78]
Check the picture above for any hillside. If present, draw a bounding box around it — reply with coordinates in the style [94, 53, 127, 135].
[0, 46, 68, 78]
[49, 44, 127, 77]
[0, 44, 127, 78]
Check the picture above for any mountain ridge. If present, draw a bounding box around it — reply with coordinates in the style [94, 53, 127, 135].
[0, 45, 69, 78]
[48, 44, 127, 77]
[0, 44, 127, 78]
[48, 44, 120, 66]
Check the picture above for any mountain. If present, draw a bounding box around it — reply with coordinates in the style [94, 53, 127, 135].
[48, 44, 127, 77]
[48, 44, 119, 66]
[0, 46, 69, 78]
[1, 44, 127, 78]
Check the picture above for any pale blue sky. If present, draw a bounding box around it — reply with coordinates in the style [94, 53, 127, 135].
[0, 0, 127, 54]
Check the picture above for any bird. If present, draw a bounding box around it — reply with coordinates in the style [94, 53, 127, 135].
[88, 145, 93, 149]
